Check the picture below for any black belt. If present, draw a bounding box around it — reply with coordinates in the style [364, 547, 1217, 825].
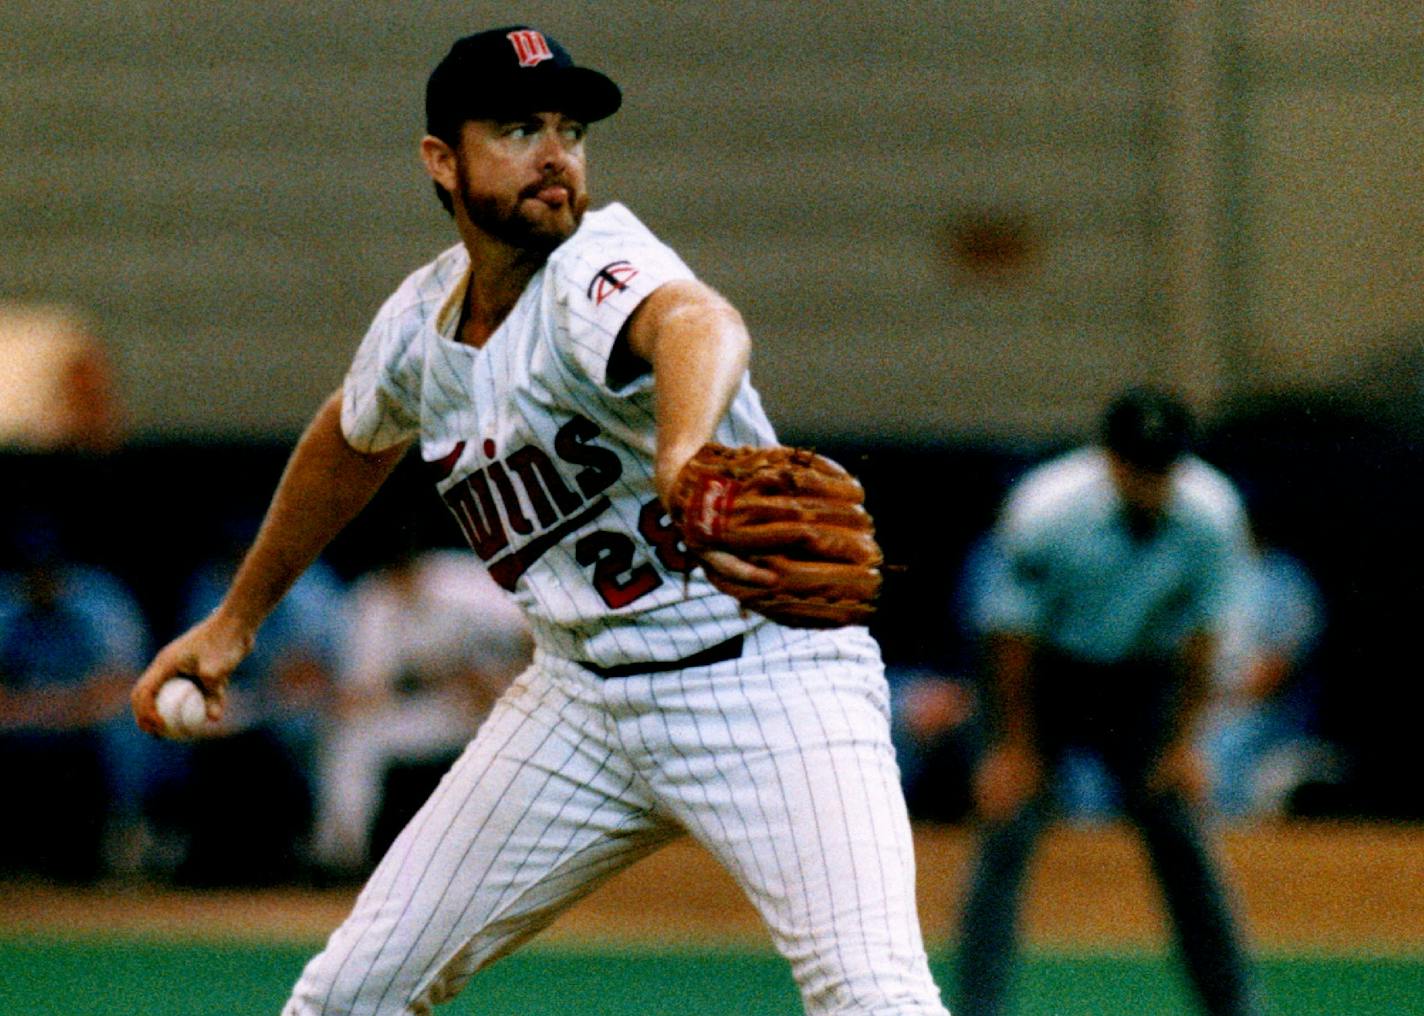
[579, 635, 745, 679]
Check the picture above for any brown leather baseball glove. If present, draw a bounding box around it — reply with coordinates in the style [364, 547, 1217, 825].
[666, 443, 883, 628]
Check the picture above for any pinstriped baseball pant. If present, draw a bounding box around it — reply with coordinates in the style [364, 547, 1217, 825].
[283, 624, 950, 1015]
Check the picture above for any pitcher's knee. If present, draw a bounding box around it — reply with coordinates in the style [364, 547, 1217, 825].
[281, 949, 416, 1015]
[283, 935, 477, 1015]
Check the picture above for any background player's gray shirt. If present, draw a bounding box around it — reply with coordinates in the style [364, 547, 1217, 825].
[974, 447, 1249, 664]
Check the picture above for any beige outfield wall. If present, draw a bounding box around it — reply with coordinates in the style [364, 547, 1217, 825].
[1, 2, 1419, 440]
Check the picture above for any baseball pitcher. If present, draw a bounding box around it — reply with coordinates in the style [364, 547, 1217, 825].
[132, 26, 946, 1016]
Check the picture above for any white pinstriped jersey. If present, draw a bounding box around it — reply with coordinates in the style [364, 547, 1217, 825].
[342, 203, 778, 667]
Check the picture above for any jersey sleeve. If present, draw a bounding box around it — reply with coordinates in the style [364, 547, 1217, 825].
[971, 516, 1049, 638]
[341, 289, 426, 453]
[548, 211, 697, 392]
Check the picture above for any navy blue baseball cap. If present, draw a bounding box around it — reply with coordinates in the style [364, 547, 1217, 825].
[425, 26, 622, 139]
[1101, 386, 1194, 473]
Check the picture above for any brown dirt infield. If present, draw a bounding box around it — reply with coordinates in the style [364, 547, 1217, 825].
[3, 822, 1421, 953]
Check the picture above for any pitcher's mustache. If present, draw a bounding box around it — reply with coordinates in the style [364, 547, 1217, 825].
[521, 175, 574, 199]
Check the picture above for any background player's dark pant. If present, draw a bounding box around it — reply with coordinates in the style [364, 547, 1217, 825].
[954, 653, 1259, 1016]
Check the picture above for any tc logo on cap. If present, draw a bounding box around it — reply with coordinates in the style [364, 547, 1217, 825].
[506, 30, 555, 67]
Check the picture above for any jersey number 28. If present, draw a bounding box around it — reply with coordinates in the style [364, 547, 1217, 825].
[575, 498, 691, 609]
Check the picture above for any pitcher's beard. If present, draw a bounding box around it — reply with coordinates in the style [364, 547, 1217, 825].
[461, 182, 586, 256]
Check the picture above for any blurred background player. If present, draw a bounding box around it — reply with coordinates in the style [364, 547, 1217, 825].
[156, 515, 344, 886]
[0, 517, 149, 882]
[311, 538, 531, 878]
[1202, 513, 1328, 819]
[953, 386, 1260, 1016]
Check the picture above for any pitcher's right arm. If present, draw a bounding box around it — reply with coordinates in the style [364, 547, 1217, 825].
[131, 387, 410, 734]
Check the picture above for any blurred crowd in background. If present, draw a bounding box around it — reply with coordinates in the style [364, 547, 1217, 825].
[0, 305, 1359, 890]
[3, 300, 1420, 890]
[0, 308, 541, 884]
[0, 479, 1335, 889]
[0, 510, 533, 887]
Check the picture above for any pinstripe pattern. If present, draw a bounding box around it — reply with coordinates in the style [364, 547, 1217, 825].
[342, 204, 773, 668]
[285, 625, 948, 1015]
[298, 204, 949, 1014]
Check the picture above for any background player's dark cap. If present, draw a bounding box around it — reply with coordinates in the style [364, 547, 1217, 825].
[1101, 386, 1194, 473]
[425, 26, 622, 140]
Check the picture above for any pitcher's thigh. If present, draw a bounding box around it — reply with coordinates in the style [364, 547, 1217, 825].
[759, 739, 943, 1014]
[284, 696, 668, 1015]
[658, 676, 948, 1015]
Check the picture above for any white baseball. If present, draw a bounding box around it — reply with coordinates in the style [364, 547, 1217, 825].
[155, 677, 210, 739]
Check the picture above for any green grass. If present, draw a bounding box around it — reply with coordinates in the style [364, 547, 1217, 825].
[0, 938, 1420, 1015]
